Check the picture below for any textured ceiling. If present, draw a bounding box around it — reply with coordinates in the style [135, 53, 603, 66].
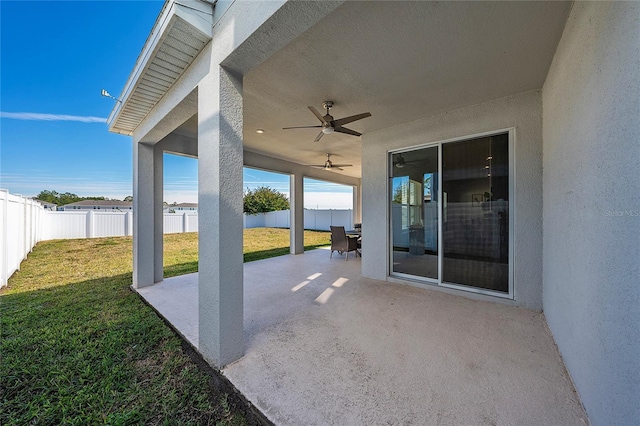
[178, 1, 571, 178]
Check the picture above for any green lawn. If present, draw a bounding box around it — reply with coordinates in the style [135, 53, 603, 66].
[0, 228, 329, 425]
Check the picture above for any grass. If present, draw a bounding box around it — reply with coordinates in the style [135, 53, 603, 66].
[242, 228, 330, 263]
[163, 228, 330, 276]
[0, 228, 329, 425]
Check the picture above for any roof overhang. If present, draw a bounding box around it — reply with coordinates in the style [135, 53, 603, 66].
[107, 0, 214, 135]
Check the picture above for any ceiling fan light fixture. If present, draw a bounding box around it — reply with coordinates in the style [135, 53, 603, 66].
[282, 102, 371, 142]
[255, 129, 265, 134]
[308, 154, 352, 171]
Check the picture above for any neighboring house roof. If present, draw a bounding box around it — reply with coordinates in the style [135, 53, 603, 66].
[33, 199, 57, 207]
[62, 200, 133, 207]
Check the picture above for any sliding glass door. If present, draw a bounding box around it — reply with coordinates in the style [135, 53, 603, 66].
[390, 147, 439, 280]
[389, 132, 511, 296]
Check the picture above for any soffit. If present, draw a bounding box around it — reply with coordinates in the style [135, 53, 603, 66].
[108, 1, 212, 135]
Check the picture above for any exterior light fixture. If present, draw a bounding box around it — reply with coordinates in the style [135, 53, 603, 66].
[101, 89, 122, 103]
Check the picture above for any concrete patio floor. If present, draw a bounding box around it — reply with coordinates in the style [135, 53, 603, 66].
[137, 248, 588, 425]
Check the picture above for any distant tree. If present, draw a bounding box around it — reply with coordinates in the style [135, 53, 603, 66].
[392, 185, 404, 204]
[123, 196, 133, 202]
[35, 190, 105, 206]
[58, 192, 79, 205]
[36, 190, 61, 205]
[243, 186, 289, 214]
[392, 175, 432, 204]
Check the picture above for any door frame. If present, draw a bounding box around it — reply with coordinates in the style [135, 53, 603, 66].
[387, 127, 515, 300]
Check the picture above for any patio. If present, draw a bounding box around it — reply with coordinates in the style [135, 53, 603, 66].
[137, 249, 587, 425]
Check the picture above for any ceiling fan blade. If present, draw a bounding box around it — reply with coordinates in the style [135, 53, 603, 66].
[308, 106, 329, 125]
[334, 126, 362, 137]
[334, 167, 344, 171]
[282, 125, 323, 130]
[330, 164, 352, 168]
[332, 112, 372, 127]
[314, 131, 324, 142]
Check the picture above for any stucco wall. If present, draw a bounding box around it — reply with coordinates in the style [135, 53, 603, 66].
[362, 91, 543, 310]
[542, 2, 640, 425]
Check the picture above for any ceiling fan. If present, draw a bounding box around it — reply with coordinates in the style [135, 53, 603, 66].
[283, 101, 371, 142]
[308, 154, 352, 171]
[394, 154, 422, 169]
[394, 154, 410, 168]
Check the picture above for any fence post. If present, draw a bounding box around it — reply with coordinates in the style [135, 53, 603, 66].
[86, 210, 94, 238]
[27, 201, 32, 251]
[1, 190, 8, 287]
[15, 195, 23, 269]
[124, 212, 131, 236]
[23, 196, 29, 260]
[183, 212, 189, 233]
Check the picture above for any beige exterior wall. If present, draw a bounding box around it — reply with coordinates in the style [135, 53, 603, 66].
[542, 2, 640, 424]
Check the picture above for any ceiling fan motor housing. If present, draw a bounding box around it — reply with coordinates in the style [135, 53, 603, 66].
[322, 101, 335, 132]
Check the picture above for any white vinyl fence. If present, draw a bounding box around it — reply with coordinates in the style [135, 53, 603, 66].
[1, 188, 354, 287]
[42, 211, 200, 240]
[40, 209, 353, 241]
[305, 209, 353, 231]
[243, 209, 354, 231]
[1, 190, 46, 287]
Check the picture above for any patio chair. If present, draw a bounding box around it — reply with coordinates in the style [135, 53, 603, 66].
[330, 226, 360, 260]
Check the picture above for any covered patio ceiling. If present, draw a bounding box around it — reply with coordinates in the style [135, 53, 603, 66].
[172, 1, 570, 178]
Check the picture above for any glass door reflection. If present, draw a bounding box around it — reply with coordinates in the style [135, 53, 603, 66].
[390, 147, 439, 280]
[441, 134, 509, 293]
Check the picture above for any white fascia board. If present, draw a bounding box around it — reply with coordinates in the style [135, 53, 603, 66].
[107, 0, 213, 134]
[174, 0, 215, 36]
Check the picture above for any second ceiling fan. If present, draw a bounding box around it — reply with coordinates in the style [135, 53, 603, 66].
[283, 101, 371, 142]
[309, 154, 352, 171]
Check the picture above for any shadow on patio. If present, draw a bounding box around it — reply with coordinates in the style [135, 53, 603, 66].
[137, 248, 587, 425]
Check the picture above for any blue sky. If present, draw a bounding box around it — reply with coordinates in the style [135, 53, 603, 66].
[0, 1, 351, 209]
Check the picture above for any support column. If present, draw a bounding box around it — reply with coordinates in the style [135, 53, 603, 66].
[290, 173, 304, 254]
[153, 146, 163, 283]
[132, 141, 163, 288]
[198, 66, 244, 367]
